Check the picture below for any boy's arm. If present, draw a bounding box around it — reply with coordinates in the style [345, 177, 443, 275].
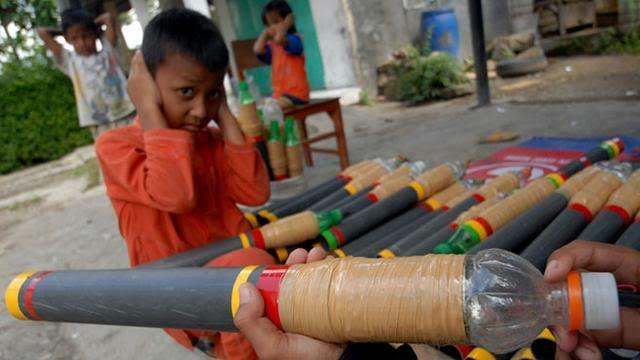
[36, 27, 63, 62]
[95, 12, 117, 48]
[254, 28, 271, 56]
[216, 95, 270, 206]
[273, 14, 294, 46]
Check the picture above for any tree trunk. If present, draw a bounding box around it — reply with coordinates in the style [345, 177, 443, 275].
[1, 17, 21, 62]
[159, 0, 184, 10]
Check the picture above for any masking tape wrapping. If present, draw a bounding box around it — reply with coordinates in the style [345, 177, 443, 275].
[342, 161, 378, 179]
[473, 173, 521, 200]
[370, 175, 413, 200]
[267, 141, 287, 177]
[261, 211, 320, 248]
[377, 163, 412, 184]
[414, 164, 457, 200]
[237, 103, 263, 137]
[603, 170, 640, 216]
[348, 165, 391, 192]
[557, 167, 600, 199]
[427, 182, 469, 208]
[279, 255, 467, 344]
[452, 197, 503, 226]
[480, 177, 558, 231]
[445, 190, 473, 208]
[286, 144, 304, 177]
[569, 171, 624, 215]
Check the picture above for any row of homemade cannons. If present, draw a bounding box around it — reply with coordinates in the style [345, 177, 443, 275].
[6, 137, 638, 359]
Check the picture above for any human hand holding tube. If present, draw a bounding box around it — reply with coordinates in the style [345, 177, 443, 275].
[234, 248, 345, 360]
[545, 240, 640, 359]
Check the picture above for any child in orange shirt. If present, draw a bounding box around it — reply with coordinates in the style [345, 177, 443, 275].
[253, 0, 310, 108]
[95, 9, 272, 359]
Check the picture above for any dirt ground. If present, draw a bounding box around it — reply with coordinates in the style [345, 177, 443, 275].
[1, 54, 639, 360]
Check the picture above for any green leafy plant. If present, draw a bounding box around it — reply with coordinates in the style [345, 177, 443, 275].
[549, 28, 640, 56]
[0, 53, 93, 174]
[392, 49, 466, 104]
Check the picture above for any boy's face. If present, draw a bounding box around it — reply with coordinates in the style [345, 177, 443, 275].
[265, 11, 284, 31]
[65, 24, 98, 56]
[154, 53, 225, 132]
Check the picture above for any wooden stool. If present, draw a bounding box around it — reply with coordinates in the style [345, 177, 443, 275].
[231, 39, 350, 170]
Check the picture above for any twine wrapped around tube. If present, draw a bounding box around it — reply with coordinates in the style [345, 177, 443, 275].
[480, 178, 558, 231]
[347, 165, 392, 193]
[237, 103, 263, 138]
[602, 169, 640, 218]
[426, 182, 469, 209]
[473, 173, 522, 200]
[569, 171, 624, 215]
[413, 164, 457, 200]
[377, 163, 412, 184]
[260, 211, 320, 248]
[557, 167, 600, 199]
[286, 144, 304, 177]
[279, 255, 467, 344]
[370, 175, 413, 200]
[267, 141, 287, 178]
[452, 197, 503, 227]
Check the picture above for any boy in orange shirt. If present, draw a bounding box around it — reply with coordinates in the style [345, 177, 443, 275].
[253, 0, 310, 108]
[96, 9, 272, 359]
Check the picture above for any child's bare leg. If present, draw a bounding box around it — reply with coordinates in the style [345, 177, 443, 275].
[277, 96, 295, 109]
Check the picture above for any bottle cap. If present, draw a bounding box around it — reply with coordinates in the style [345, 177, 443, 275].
[239, 80, 249, 91]
[580, 272, 620, 330]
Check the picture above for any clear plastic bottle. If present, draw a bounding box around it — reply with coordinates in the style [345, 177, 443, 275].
[447, 160, 467, 180]
[262, 97, 284, 125]
[465, 249, 620, 354]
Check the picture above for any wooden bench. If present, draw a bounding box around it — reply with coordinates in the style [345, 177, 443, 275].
[231, 39, 350, 169]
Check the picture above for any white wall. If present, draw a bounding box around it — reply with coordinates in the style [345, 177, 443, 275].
[309, 0, 357, 89]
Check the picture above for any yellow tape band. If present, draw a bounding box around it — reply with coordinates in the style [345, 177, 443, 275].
[606, 140, 622, 156]
[467, 347, 496, 360]
[378, 249, 396, 258]
[425, 198, 441, 211]
[344, 184, 358, 195]
[466, 219, 488, 241]
[239, 233, 251, 249]
[5, 271, 35, 320]
[547, 173, 565, 188]
[244, 213, 259, 228]
[409, 181, 426, 200]
[333, 249, 347, 258]
[258, 210, 278, 223]
[512, 347, 535, 360]
[231, 266, 259, 318]
[275, 248, 289, 263]
[537, 328, 556, 341]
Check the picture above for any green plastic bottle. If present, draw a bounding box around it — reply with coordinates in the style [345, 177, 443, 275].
[238, 80, 255, 105]
[316, 209, 343, 231]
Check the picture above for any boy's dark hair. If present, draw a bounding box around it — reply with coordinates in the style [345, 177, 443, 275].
[142, 8, 229, 76]
[262, 0, 297, 34]
[61, 8, 99, 36]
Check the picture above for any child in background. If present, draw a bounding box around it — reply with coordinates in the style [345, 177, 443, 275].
[253, 0, 310, 108]
[37, 8, 135, 140]
[96, 9, 272, 359]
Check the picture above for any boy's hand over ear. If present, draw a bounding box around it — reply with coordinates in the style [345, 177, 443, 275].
[127, 50, 167, 130]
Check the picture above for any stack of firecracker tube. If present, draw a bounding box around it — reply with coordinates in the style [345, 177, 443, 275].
[6, 137, 640, 360]
[236, 80, 304, 182]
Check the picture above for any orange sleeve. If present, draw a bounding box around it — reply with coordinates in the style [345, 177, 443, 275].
[222, 140, 270, 206]
[96, 128, 198, 213]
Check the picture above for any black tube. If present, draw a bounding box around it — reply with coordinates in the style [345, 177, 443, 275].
[467, 192, 569, 255]
[558, 139, 620, 178]
[12, 267, 268, 331]
[139, 234, 250, 269]
[577, 210, 627, 243]
[336, 193, 375, 218]
[255, 141, 274, 181]
[383, 196, 480, 257]
[354, 210, 442, 258]
[520, 208, 590, 272]
[335, 206, 430, 256]
[269, 177, 348, 219]
[404, 225, 456, 256]
[308, 188, 351, 212]
[601, 348, 639, 360]
[468, 0, 490, 106]
[320, 187, 420, 249]
[615, 221, 640, 250]
[318, 186, 373, 213]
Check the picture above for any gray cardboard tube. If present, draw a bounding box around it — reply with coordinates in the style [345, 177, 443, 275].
[336, 206, 429, 255]
[520, 208, 590, 272]
[577, 210, 627, 243]
[16, 267, 267, 331]
[467, 192, 569, 255]
[384, 196, 479, 256]
[615, 221, 640, 251]
[139, 235, 246, 269]
[404, 226, 457, 256]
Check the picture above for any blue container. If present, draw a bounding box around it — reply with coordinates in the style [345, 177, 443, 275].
[421, 8, 460, 58]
